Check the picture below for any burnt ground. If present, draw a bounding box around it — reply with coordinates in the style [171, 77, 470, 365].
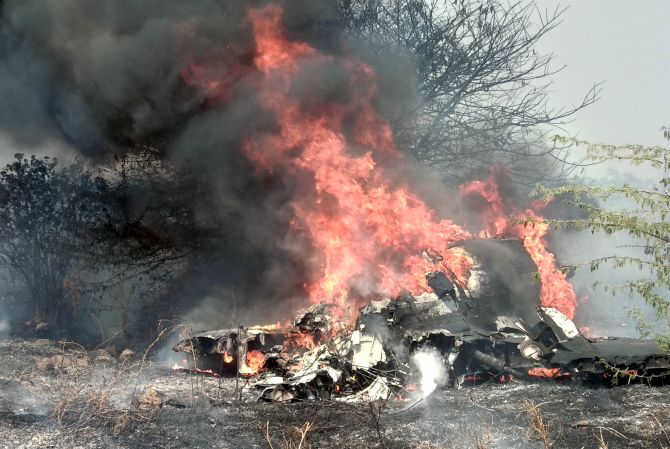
[0, 338, 669, 449]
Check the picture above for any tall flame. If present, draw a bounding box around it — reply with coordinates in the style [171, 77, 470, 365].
[242, 5, 471, 314]
[460, 166, 577, 319]
[183, 5, 576, 320]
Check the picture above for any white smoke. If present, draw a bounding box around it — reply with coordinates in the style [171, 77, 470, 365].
[411, 346, 447, 397]
[0, 296, 9, 336]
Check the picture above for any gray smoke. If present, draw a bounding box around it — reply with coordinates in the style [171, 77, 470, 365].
[1, 0, 246, 152]
[3, 0, 640, 341]
[0, 0, 387, 327]
[0, 308, 8, 335]
[0, 1, 345, 151]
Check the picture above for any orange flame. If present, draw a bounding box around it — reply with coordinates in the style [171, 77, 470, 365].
[245, 350, 266, 375]
[284, 332, 317, 352]
[172, 362, 221, 378]
[183, 6, 576, 321]
[180, 4, 471, 315]
[460, 166, 577, 319]
[527, 367, 572, 379]
[244, 6, 473, 314]
[223, 351, 234, 364]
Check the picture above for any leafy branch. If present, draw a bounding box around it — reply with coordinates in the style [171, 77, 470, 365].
[536, 132, 670, 350]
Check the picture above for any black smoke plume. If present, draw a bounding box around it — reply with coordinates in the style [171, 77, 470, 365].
[0, 0, 398, 329]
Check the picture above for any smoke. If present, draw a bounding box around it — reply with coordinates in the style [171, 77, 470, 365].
[411, 346, 447, 398]
[0, 0, 344, 153]
[553, 230, 659, 338]
[0, 0, 361, 321]
[0, 310, 8, 335]
[1, 0, 233, 152]
[0, 277, 12, 336]
[0, 378, 48, 418]
[0, 0, 616, 336]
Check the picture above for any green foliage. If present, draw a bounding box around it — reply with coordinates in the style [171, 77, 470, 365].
[537, 131, 670, 350]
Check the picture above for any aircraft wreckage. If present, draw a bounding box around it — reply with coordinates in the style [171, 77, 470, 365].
[173, 239, 670, 402]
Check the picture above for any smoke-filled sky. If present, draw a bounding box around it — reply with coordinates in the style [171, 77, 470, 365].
[0, 1, 667, 160]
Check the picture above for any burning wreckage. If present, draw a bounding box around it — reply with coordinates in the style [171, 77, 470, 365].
[174, 239, 670, 402]
[165, 5, 670, 403]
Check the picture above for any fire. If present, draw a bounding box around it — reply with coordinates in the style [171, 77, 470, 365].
[284, 332, 317, 352]
[183, 5, 471, 316]
[244, 5, 474, 312]
[255, 322, 287, 332]
[223, 351, 234, 364]
[245, 350, 266, 374]
[172, 361, 222, 378]
[460, 166, 577, 319]
[527, 367, 572, 380]
[183, 6, 577, 320]
[517, 210, 577, 319]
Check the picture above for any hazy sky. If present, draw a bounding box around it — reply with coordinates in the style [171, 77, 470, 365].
[536, 0, 669, 147]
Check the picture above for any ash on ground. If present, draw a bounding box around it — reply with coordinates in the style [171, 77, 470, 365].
[0, 339, 669, 449]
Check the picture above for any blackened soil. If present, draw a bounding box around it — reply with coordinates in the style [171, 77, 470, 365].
[0, 339, 668, 449]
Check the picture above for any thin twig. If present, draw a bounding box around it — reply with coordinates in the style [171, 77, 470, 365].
[652, 415, 670, 446]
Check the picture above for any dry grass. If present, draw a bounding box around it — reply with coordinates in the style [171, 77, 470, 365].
[13, 335, 174, 436]
[653, 415, 670, 448]
[523, 399, 549, 449]
[591, 427, 629, 449]
[254, 401, 396, 449]
[51, 324, 191, 434]
[33, 362, 156, 434]
[259, 420, 314, 449]
[473, 427, 493, 449]
[594, 429, 608, 449]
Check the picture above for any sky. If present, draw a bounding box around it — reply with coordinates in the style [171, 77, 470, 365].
[532, 1, 669, 331]
[536, 0, 669, 147]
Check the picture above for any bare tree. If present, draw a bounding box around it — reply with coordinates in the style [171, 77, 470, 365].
[340, 0, 599, 184]
[69, 150, 216, 339]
